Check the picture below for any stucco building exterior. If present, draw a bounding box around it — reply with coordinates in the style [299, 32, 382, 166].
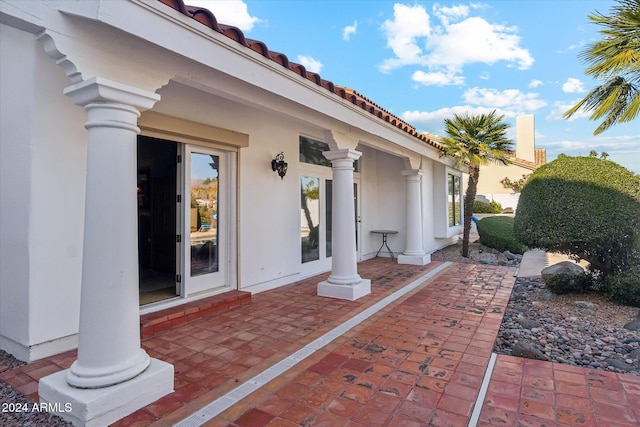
[475, 115, 546, 211]
[0, 0, 465, 424]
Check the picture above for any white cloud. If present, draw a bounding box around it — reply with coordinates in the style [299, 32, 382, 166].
[536, 131, 640, 173]
[463, 87, 547, 111]
[379, 3, 533, 84]
[547, 100, 591, 121]
[562, 78, 586, 93]
[529, 79, 543, 88]
[433, 4, 470, 26]
[343, 21, 358, 41]
[427, 17, 533, 70]
[297, 55, 323, 73]
[402, 105, 517, 131]
[542, 135, 640, 157]
[543, 135, 640, 173]
[401, 86, 546, 136]
[379, 4, 431, 72]
[412, 69, 464, 86]
[187, 0, 261, 31]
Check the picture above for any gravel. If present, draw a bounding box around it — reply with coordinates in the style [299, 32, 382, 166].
[494, 277, 640, 376]
[0, 351, 72, 426]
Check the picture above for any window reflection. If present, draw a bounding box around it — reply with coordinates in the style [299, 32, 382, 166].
[448, 174, 462, 227]
[299, 136, 358, 171]
[190, 153, 219, 276]
[325, 180, 332, 258]
[301, 176, 320, 263]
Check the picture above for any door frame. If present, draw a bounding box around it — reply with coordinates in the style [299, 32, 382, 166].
[181, 144, 236, 297]
[137, 112, 244, 312]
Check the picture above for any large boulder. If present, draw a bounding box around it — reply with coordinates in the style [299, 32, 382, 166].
[511, 339, 548, 361]
[541, 261, 584, 282]
[624, 319, 640, 331]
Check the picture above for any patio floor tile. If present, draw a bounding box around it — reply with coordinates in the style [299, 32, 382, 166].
[2, 259, 639, 426]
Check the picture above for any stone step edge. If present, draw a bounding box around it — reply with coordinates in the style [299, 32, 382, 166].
[139, 291, 252, 338]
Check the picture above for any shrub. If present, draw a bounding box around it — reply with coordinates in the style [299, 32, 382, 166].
[545, 272, 595, 295]
[476, 216, 527, 254]
[473, 200, 502, 213]
[605, 265, 640, 307]
[514, 155, 640, 278]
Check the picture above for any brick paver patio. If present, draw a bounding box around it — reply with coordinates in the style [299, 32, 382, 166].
[1, 258, 639, 426]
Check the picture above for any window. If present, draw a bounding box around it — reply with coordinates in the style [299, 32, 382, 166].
[299, 136, 358, 171]
[448, 174, 462, 227]
[301, 176, 320, 263]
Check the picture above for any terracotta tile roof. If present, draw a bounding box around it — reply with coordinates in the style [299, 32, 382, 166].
[505, 152, 537, 170]
[157, 0, 443, 151]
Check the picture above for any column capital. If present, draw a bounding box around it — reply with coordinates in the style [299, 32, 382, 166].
[401, 169, 424, 178]
[323, 130, 359, 150]
[323, 148, 362, 162]
[64, 77, 160, 111]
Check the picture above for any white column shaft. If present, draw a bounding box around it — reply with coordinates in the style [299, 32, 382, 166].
[327, 152, 359, 284]
[317, 149, 370, 301]
[403, 171, 424, 256]
[398, 169, 430, 266]
[63, 78, 160, 388]
[68, 102, 148, 387]
[40, 78, 173, 426]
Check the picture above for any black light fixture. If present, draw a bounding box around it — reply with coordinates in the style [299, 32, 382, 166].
[271, 152, 288, 179]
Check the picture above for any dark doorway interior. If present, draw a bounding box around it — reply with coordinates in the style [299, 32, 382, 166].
[137, 136, 178, 305]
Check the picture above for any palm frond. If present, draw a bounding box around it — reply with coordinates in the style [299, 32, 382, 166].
[441, 110, 513, 167]
[565, 0, 640, 134]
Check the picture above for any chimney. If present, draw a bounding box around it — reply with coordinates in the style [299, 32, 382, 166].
[515, 115, 535, 163]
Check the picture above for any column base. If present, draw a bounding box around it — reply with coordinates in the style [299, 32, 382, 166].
[38, 358, 174, 427]
[397, 253, 431, 266]
[317, 279, 371, 301]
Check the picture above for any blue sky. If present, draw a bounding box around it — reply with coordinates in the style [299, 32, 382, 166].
[188, 0, 640, 173]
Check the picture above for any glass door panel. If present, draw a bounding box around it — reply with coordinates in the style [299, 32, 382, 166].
[190, 153, 219, 276]
[184, 148, 227, 295]
[325, 180, 332, 258]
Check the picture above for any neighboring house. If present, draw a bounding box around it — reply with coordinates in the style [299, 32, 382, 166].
[0, 0, 464, 424]
[475, 115, 546, 211]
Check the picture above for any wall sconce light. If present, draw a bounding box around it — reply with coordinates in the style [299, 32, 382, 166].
[271, 152, 288, 179]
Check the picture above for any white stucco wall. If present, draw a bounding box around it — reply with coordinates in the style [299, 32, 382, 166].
[474, 162, 532, 212]
[358, 147, 407, 258]
[476, 162, 532, 195]
[0, 23, 85, 361]
[236, 122, 302, 291]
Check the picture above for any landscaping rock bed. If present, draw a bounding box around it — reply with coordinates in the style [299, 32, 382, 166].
[432, 234, 639, 377]
[495, 276, 640, 375]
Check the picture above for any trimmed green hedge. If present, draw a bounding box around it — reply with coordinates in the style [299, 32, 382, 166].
[473, 200, 502, 213]
[514, 155, 640, 278]
[605, 265, 640, 307]
[476, 216, 527, 254]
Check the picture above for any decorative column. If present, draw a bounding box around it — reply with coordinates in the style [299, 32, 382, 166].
[317, 149, 371, 300]
[397, 169, 431, 266]
[39, 77, 173, 427]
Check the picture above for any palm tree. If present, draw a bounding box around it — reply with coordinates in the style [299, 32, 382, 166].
[564, 0, 640, 134]
[442, 111, 513, 257]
